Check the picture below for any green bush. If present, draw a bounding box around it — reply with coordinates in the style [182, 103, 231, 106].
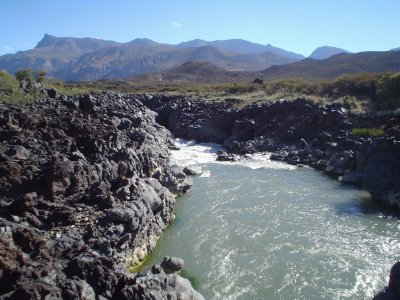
[226, 83, 257, 94]
[33, 70, 46, 83]
[375, 73, 400, 110]
[14, 68, 33, 82]
[0, 71, 34, 105]
[332, 73, 376, 99]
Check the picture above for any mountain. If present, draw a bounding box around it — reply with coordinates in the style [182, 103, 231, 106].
[59, 44, 299, 81]
[35, 33, 120, 55]
[175, 39, 210, 49]
[0, 35, 300, 81]
[132, 61, 255, 83]
[261, 51, 400, 80]
[0, 34, 120, 75]
[176, 39, 304, 60]
[308, 46, 351, 60]
[391, 47, 400, 51]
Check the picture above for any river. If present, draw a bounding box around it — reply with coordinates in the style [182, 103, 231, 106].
[141, 139, 400, 299]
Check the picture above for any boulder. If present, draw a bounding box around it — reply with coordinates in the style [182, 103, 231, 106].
[47, 88, 58, 99]
[373, 261, 400, 300]
[325, 151, 355, 175]
[183, 166, 201, 176]
[161, 256, 184, 274]
[363, 138, 400, 208]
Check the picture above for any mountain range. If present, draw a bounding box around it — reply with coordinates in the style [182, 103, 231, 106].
[0, 34, 302, 81]
[0, 34, 398, 82]
[131, 50, 400, 84]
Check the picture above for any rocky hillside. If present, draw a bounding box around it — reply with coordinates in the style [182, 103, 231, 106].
[0, 35, 301, 81]
[0, 93, 202, 299]
[133, 61, 256, 83]
[262, 51, 400, 80]
[176, 39, 304, 59]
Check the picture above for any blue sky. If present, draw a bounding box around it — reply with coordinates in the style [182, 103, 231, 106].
[1, 0, 399, 56]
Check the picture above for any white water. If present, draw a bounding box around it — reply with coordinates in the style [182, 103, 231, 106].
[143, 139, 400, 299]
[170, 138, 296, 177]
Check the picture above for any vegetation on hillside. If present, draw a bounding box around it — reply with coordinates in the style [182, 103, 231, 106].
[0, 71, 34, 105]
[1, 68, 399, 113]
[0, 70, 99, 105]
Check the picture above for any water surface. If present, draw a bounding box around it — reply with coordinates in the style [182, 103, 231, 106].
[143, 140, 400, 299]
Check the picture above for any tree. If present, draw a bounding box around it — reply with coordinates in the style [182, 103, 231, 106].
[14, 69, 33, 82]
[33, 70, 46, 83]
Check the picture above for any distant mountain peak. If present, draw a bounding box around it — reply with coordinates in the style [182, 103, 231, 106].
[308, 46, 351, 60]
[128, 38, 159, 46]
[35, 33, 58, 48]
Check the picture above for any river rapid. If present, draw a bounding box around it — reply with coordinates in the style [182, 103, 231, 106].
[142, 139, 400, 300]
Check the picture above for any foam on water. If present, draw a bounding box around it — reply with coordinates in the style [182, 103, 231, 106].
[170, 138, 296, 175]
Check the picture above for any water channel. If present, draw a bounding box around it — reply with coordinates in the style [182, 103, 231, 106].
[142, 140, 400, 299]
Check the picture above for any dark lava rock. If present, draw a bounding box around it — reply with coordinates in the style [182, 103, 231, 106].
[183, 166, 201, 176]
[0, 92, 199, 299]
[141, 95, 400, 212]
[373, 261, 400, 300]
[160, 256, 184, 274]
[362, 137, 400, 208]
[47, 88, 58, 99]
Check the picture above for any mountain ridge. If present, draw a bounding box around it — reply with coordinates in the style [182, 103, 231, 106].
[261, 51, 400, 80]
[1, 34, 398, 81]
[0, 34, 301, 81]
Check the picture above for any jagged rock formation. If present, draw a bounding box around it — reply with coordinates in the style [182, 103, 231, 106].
[141, 95, 400, 209]
[0, 93, 199, 299]
[1, 90, 399, 299]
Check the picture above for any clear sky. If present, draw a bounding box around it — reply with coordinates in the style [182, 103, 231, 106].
[1, 0, 399, 56]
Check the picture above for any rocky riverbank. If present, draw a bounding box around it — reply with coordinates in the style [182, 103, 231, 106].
[1, 91, 398, 299]
[141, 94, 400, 299]
[0, 92, 202, 299]
[141, 94, 400, 209]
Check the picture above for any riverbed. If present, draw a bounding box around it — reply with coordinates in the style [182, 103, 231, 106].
[142, 140, 400, 299]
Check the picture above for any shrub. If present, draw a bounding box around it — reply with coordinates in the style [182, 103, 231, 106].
[332, 73, 376, 99]
[375, 73, 400, 110]
[226, 83, 257, 94]
[33, 70, 46, 83]
[0, 71, 34, 105]
[14, 68, 33, 82]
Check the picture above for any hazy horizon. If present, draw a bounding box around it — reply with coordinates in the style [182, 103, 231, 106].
[1, 0, 399, 56]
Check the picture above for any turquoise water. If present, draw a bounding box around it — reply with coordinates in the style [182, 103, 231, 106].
[142, 141, 400, 300]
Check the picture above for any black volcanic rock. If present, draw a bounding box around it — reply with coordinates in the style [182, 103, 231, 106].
[374, 261, 400, 299]
[0, 92, 201, 299]
[141, 94, 400, 211]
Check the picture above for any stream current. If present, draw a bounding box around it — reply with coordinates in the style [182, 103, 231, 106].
[142, 139, 400, 299]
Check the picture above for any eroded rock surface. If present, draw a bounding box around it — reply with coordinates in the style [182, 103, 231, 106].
[141, 95, 400, 210]
[0, 92, 198, 299]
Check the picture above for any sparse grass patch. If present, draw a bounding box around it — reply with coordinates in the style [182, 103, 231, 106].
[351, 127, 385, 137]
[44, 79, 101, 96]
